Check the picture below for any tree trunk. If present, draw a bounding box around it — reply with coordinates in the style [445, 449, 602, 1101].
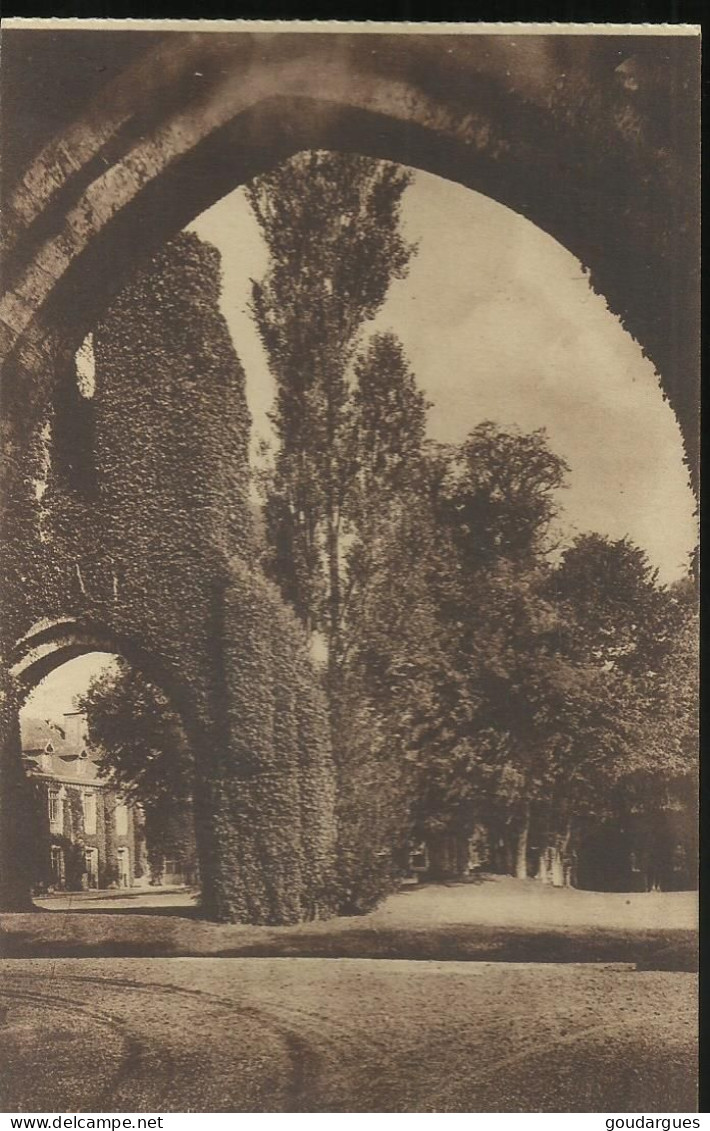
[488, 817, 509, 874]
[514, 803, 530, 880]
[550, 847, 566, 887]
[501, 828, 515, 875]
[537, 848, 552, 884]
[327, 514, 341, 676]
[548, 822, 575, 887]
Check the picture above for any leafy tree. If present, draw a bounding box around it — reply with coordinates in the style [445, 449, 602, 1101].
[332, 474, 455, 907]
[416, 429, 695, 889]
[443, 421, 569, 573]
[80, 660, 197, 883]
[552, 533, 679, 675]
[446, 562, 576, 879]
[411, 425, 571, 877]
[338, 335, 430, 651]
[534, 539, 697, 886]
[315, 338, 433, 907]
[374, 423, 696, 892]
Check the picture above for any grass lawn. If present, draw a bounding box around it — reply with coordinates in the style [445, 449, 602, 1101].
[0, 875, 697, 968]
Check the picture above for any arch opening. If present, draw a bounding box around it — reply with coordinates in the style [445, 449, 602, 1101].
[16, 627, 199, 904]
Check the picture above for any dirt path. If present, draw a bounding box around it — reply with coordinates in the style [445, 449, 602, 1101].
[0, 959, 696, 1112]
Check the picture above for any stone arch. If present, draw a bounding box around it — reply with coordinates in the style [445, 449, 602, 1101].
[0, 29, 700, 481]
[11, 617, 196, 722]
[12, 617, 203, 898]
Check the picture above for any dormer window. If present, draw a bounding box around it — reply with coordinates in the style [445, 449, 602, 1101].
[45, 742, 54, 754]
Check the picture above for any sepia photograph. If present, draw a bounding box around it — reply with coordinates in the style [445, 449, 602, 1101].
[0, 19, 700, 1115]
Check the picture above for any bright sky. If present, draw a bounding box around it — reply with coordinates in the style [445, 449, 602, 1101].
[23, 163, 696, 727]
[20, 653, 118, 734]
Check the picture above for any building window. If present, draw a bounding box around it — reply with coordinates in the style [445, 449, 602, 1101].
[48, 788, 61, 832]
[84, 846, 99, 888]
[82, 790, 97, 834]
[117, 845, 130, 888]
[115, 800, 129, 837]
[50, 845, 65, 887]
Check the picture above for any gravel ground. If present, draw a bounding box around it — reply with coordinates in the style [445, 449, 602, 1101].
[0, 958, 697, 1113]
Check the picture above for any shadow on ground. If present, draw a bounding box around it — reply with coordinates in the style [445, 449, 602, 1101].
[1, 878, 697, 970]
[0, 918, 697, 970]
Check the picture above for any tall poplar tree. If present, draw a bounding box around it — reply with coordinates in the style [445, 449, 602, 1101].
[246, 151, 416, 676]
[247, 152, 428, 908]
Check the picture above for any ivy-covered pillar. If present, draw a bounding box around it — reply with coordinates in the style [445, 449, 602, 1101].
[0, 663, 35, 910]
[87, 231, 338, 925]
[187, 723, 224, 921]
[191, 564, 336, 925]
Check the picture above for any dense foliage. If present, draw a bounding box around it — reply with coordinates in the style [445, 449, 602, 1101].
[80, 659, 198, 884]
[405, 429, 698, 888]
[3, 231, 337, 922]
[247, 152, 415, 655]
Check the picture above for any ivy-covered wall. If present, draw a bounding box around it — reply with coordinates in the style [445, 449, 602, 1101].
[211, 562, 336, 923]
[0, 231, 337, 922]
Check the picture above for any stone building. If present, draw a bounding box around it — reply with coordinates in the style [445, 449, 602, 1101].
[21, 710, 145, 892]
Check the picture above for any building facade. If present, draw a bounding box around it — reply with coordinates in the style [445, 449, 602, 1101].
[21, 711, 146, 893]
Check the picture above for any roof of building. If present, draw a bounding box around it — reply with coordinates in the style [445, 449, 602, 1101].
[21, 714, 105, 786]
[22, 716, 68, 753]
